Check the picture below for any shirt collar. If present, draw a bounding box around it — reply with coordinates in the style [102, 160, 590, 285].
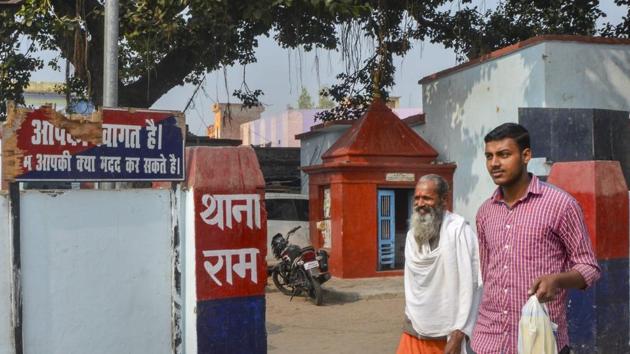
[491, 173, 542, 204]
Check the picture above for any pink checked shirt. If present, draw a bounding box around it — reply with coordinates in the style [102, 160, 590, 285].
[471, 175, 600, 354]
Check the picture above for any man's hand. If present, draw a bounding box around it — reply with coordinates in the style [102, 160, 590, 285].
[529, 270, 588, 303]
[529, 274, 560, 303]
[444, 329, 465, 354]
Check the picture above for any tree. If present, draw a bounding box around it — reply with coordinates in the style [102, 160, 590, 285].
[601, 0, 630, 38]
[318, 87, 335, 109]
[1, 0, 625, 122]
[312, 0, 613, 121]
[3, 0, 459, 121]
[315, 1, 453, 121]
[1, 0, 355, 118]
[431, 0, 606, 61]
[297, 87, 313, 109]
[0, 3, 42, 119]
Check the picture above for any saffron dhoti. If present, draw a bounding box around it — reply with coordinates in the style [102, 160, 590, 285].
[396, 333, 446, 354]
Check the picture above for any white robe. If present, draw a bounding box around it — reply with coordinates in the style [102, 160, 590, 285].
[404, 211, 483, 342]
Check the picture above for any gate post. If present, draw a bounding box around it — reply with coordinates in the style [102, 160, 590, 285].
[548, 161, 629, 353]
[184, 146, 267, 354]
[8, 182, 21, 354]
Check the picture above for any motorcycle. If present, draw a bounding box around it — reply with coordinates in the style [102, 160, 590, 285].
[270, 226, 331, 306]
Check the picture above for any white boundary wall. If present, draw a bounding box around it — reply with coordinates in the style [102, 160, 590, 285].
[0, 193, 14, 354]
[19, 189, 175, 354]
[183, 189, 197, 354]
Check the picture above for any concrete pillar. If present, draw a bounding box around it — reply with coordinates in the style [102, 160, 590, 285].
[548, 161, 629, 353]
[184, 146, 267, 354]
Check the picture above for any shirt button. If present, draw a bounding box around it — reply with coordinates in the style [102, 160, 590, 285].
[504, 288, 508, 293]
[504, 245, 509, 249]
[503, 331, 508, 335]
[505, 224, 511, 229]
[503, 310, 508, 314]
[503, 265, 508, 269]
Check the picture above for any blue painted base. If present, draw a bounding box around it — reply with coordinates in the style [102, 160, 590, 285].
[568, 258, 629, 354]
[197, 295, 266, 354]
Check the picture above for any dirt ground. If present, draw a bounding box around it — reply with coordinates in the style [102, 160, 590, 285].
[266, 286, 405, 354]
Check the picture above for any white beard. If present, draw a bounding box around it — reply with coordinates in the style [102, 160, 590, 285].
[410, 205, 444, 249]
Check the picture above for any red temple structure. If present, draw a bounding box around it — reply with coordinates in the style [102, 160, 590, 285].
[303, 99, 456, 278]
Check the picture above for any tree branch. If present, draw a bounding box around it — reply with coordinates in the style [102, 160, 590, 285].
[118, 44, 201, 108]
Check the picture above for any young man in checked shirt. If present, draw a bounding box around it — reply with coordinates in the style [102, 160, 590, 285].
[471, 123, 601, 354]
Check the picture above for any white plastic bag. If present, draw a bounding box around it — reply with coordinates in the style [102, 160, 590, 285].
[517, 295, 559, 354]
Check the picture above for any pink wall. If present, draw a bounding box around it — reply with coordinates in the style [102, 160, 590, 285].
[242, 108, 421, 147]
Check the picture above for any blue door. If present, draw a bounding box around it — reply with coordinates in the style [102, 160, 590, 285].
[377, 190, 395, 270]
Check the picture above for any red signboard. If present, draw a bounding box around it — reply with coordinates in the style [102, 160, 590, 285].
[193, 189, 267, 300]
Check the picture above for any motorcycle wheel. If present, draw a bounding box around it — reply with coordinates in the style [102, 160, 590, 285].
[271, 267, 294, 296]
[304, 271, 323, 306]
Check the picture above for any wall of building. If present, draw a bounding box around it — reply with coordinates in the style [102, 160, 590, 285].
[18, 189, 176, 354]
[0, 193, 13, 354]
[544, 42, 630, 110]
[299, 126, 350, 194]
[212, 103, 264, 140]
[242, 109, 321, 147]
[254, 147, 301, 193]
[417, 40, 630, 224]
[287, 111, 305, 147]
[245, 108, 422, 149]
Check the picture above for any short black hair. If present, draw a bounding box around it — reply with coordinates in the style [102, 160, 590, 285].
[484, 123, 530, 151]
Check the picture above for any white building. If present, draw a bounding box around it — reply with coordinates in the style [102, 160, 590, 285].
[415, 35, 630, 223]
[241, 109, 320, 147]
[242, 107, 422, 148]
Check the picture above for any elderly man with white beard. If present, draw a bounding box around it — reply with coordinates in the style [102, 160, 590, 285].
[396, 174, 482, 354]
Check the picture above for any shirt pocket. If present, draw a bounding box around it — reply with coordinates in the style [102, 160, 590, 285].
[514, 221, 556, 267]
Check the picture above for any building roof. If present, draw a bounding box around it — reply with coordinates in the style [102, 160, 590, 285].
[419, 35, 630, 85]
[320, 99, 437, 165]
[211, 102, 265, 114]
[24, 82, 61, 93]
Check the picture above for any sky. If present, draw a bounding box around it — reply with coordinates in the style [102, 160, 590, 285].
[150, 38, 458, 135]
[29, 30, 459, 136]
[27, 1, 625, 136]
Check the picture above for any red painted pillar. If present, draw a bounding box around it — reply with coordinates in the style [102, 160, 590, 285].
[328, 182, 344, 276]
[186, 146, 267, 354]
[547, 161, 629, 353]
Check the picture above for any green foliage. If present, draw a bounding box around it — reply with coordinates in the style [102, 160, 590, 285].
[315, 1, 447, 121]
[601, 0, 630, 37]
[315, 0, 617, 121]
[318, 87, 335, 109]
[431, 0, 607, 60]
[0, 0, 626, 122]
[233, 88, 264, 109]
[0, 2, 43, 120]
[53, 75, 89, 113]
[297, 87, 313, 109]
[2, 0, 348, 111]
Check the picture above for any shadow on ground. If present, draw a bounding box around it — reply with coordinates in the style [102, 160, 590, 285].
[265, 284, 360, 306]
